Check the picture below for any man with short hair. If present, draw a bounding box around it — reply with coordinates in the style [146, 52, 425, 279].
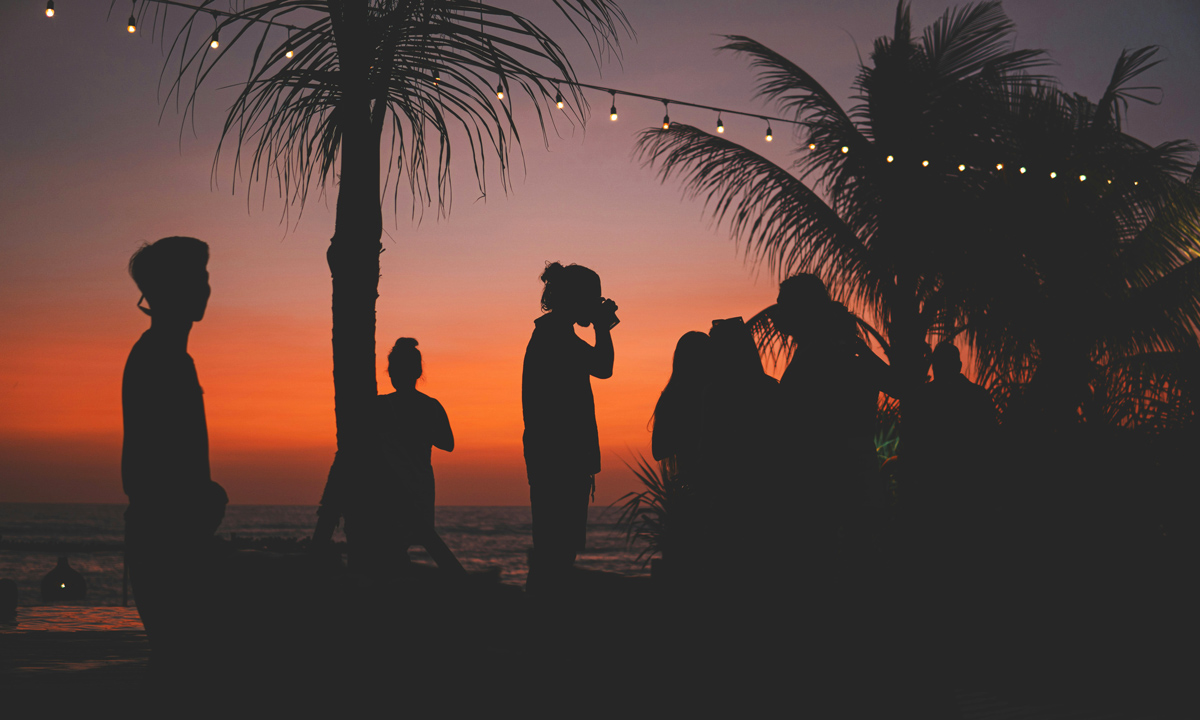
[122, 236, 227, 676]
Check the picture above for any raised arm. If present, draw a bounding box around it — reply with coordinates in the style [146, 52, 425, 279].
[588, 322, 615, 379]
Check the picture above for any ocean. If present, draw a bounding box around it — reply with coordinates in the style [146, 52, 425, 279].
[0, 504, 648, 611]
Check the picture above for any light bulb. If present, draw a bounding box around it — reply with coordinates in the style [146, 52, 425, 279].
[922, 160, 929, 167]
[958, 164, 966, 172]
[1050, 172, 1057, 179]
[996, 163, 1004, 170]
[765, 125, 773, 142]
[610, 106, 618, 121]
[886, 155, 894, 163]
[808, 143, 816, 151]
[662, 115, 670, 130]
[1107, 179, 1112, 185]
[1134, 181, 1139, 186]
[555, 90, 563, 109]
[496, 83, 504, 100]
[1078, 174, 1086, 182]
[1019, 167, 1027, 174]
[210, 29, 220, 49]
[716, 118, 724, 133]
[45, 1, 54, 18]
[840, 146, 849, 154]
[286, 48, 294, 59]
[128, 15, 137, 33]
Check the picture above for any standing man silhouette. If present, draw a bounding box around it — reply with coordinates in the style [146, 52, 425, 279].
[522, 262, 618, 593]
[122, 236, 228, 677]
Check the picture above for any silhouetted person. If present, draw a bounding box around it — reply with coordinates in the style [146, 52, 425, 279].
[773, 274, 890, 557]
[902, 342, 997, 542]
[343, 338, 465, 578]
[522, 262, 618, 592]
[40, 556, 87, 602]
[700, 317, 781, 566]
[0, 578, 16, 621]
[651, 331, 713, 570]
[122, 236, 227, 678]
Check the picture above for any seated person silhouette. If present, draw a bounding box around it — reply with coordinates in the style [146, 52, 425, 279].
[522, 262, 619, 593]
[343, 338, 465, 578]
[902, 342, 997, 536]
[121, 236, 228, 674]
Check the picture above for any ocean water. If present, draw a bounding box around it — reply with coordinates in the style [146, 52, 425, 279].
[0, 504, 648, 610]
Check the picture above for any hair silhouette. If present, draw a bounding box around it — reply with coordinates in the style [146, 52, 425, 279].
[128, 236, 209, 315]
[540, 261, 601, 314]
[652, 331, 713, 461]
[388, 337, 423, 386]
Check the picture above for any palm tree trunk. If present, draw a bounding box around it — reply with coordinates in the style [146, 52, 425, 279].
[317, 0, 384, 531]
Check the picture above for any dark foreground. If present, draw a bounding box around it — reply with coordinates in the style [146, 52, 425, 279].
[4, 553, 1196, 719]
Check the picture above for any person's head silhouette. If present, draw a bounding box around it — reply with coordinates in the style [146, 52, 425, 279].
[931, 342, 962, 381]
[387, 337, 422, 390]
[128, 236, 210, 322]
[709, 317, 764, 379]
[671, 331, 712, 384]
[774, 272, 831, 339]
[540, 261, 603, 327]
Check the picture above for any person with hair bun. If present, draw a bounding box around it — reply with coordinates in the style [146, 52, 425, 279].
[522, 262, 619, 592]
[347, 337, 464, 577]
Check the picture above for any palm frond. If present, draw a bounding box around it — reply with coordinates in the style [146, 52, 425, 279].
[1095, 46, 1164, 131]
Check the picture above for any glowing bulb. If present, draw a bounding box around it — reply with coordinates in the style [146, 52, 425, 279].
[1107, 179, 1112, 185]
[128, 15, 137, 33]
[1134, 180, 1139, 186]
[286, 48, 294, 59]
[496, 83, 504, 100]
[1050, 172, 1057, 179]
[60, 583, 66, 588]
[841, 146, 849, 154]
[808, 143, 816, 151]
[1019, 167, 1027, 174]
[886, 155, 894, 163]
[555, 90, 564, 109]
[958, 164, 966, 172]
[922, 160, 929, 167]
[717, 118, 724, 133]
[662, 115, 671, 130]
[996, 163, 1004, 171]
[45, 1, 54, 17]
[1079, 174, 1086, 182]
[210, 28, 220, 49]
[610, 106, 618, 122]
[765, 125, 773, 142]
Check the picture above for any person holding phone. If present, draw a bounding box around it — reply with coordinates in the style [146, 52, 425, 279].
[521, 261, 618, 593]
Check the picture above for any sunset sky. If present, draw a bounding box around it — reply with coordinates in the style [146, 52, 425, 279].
[2, 0, 1197, 506]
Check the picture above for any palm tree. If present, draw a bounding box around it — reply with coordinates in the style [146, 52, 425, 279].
[634, 1, 1047, 400]
[147, 0, 631, 532]
[634, 1, 1200, 433]
[961, 50, 1200, 429]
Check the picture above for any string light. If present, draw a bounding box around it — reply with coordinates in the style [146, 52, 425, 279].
[555, 88, 564, 109]
[716, 114, 724, 133]
[765, 121, 773, 142]
[1079, 174, 1087, 182]
[996, 163, 1004, 171]
[886, 155, 894, 163]
[662, 102, 670, 130]
[840, 146, 849, 154]
[808, 143, 816, 151]
[958, 164, 966, 172]
[1019, 167, 1027, 174]
[45, 1, 54, 18]
[496, 81, 504, 100]
[285, 30, 294, 59]
[922, 160, 929, 167]
[1107, 179, 1112, 185]
[128, 14, 137, 33]
[609, 92, 617, 121]
[1050, 172, 1057, 179]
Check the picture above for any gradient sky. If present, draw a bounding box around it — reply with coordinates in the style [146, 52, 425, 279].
[1, 1, 1197, 505]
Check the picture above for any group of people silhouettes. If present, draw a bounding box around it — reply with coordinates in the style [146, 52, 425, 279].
[121, 236, 997, 679]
